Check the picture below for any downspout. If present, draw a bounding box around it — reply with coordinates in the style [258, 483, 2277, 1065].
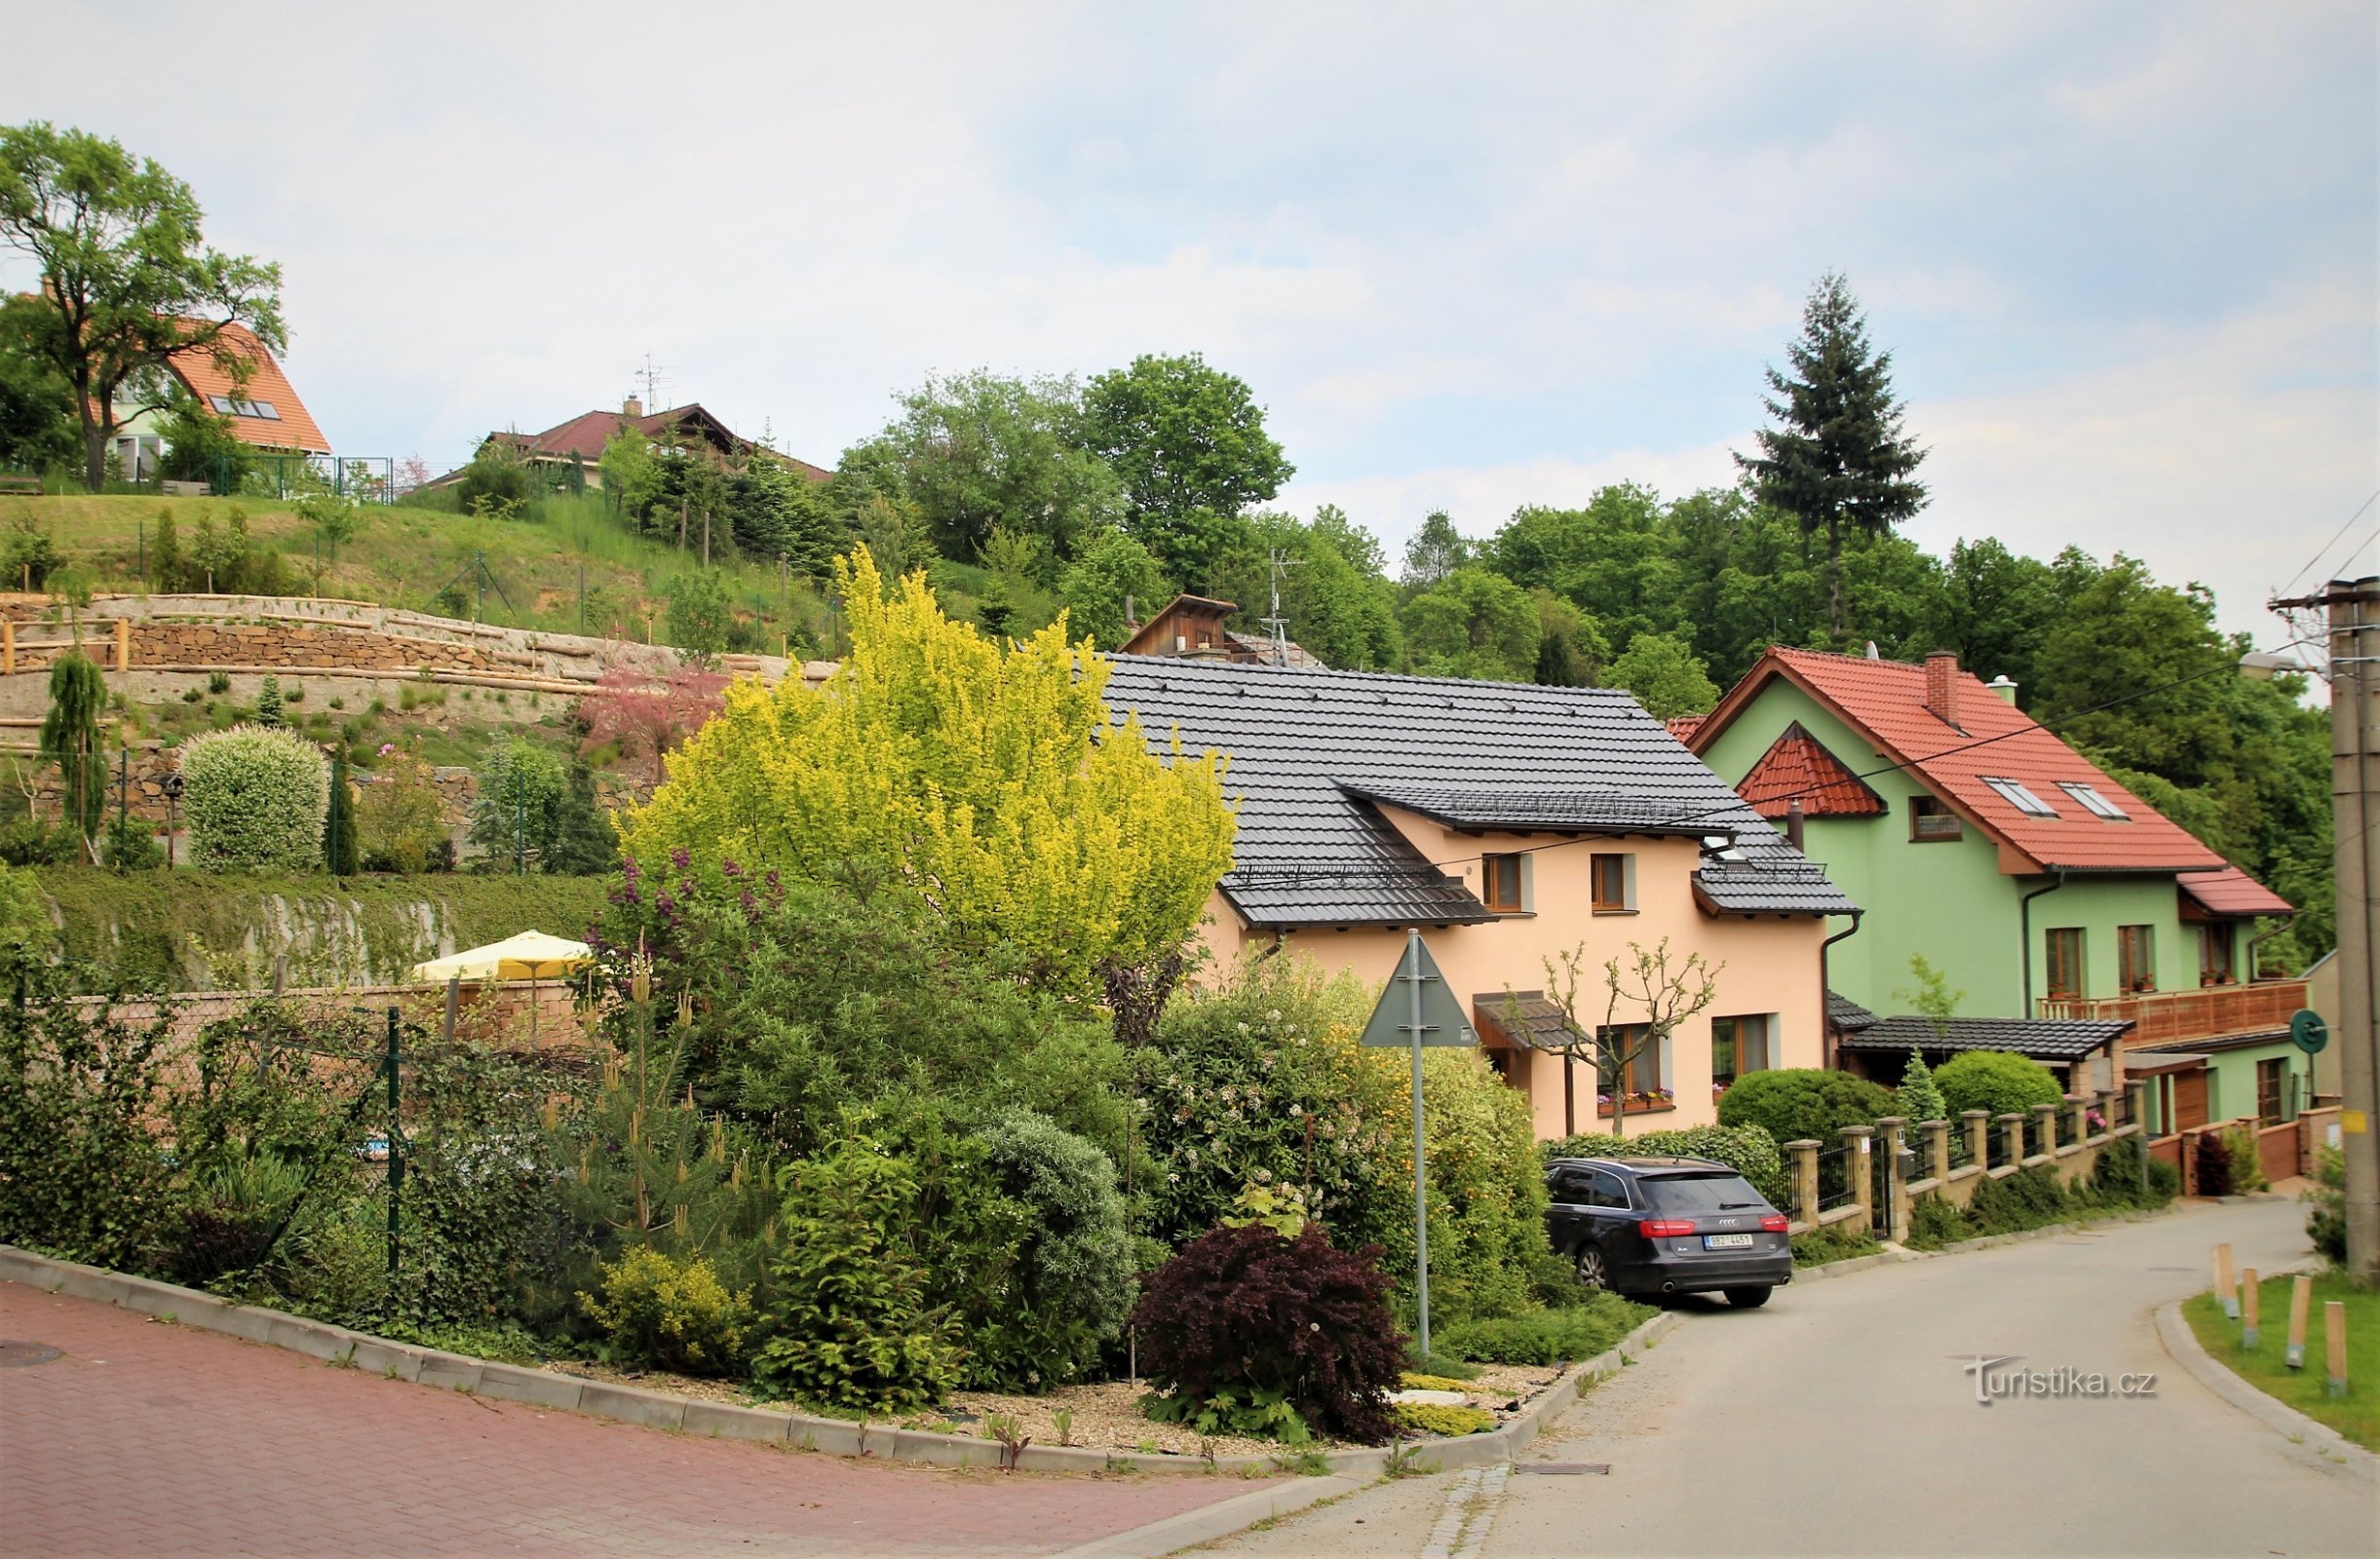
[1819, 912, 1862, 1070]
[2018, 872, 2069, 1019]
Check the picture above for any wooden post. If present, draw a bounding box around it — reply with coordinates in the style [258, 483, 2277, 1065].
[2241, 1268, 2261, 1350]
[2324, 1301, 2348, 1397]
[2285, 1274, 2313, 1369]
[2214, 1242, 2238, 1318]
[4, 620, 15, 675]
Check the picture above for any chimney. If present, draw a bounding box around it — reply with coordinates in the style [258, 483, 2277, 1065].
[1785, 798, 1806, 854]
[1124, 594, 1138, 632]
[1986, 674, 2019, 705]
[1924, 650, 1962, 730]
[624, 397, 643, 418]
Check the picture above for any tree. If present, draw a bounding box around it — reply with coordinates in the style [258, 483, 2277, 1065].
[1514, 939, 1722, 1139]
[1607, 631, 1719, 720]
[325, 746, 360, 876]
[0, 123, 285, 492]
[597, 427, 662, 521]
[155, 394, 250, 490]
[1056, 526, 1170, 649]
[579, 664, 727, 786]
[251, 673, 285, 729]
[0, 295, 76, 474]
[354, 751, 448, 873]
[1893, 954, 1964, 1038]
[666, 570, 733, 664]
[841, 370, 1123, 563]
[1080, 353, 1293, 581]
[624, 549, 1237, 999]
[1735, 272, 1928, 636]
[38, 651, 106, 852]
[1531, 589, 1608, 688]
[728, 457, 839, 580]
[1208, 509, 1402, 671]
[470, 737, 566, 873]
[1400, 565, 1538, 680]
[1401, 511, 1471, 589]
[1897, 1050, 1948, 1126]
[180, 725, 328, 873]
[543, 757, 620, 876]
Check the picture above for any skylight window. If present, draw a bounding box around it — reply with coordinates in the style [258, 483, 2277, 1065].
[208, 395, 281, 420]
[1981, 777, 2059, 818]
[2057, 781, 2129, 820]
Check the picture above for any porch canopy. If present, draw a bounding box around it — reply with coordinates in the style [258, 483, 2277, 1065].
[410, 931, 593, 984]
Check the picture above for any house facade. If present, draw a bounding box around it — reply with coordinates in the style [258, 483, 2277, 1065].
[455, 399, 829, 490]
[1105, 656, 1857, 1138]
[1690, 646, 2307, 1131]
[108, 321, 331, 479]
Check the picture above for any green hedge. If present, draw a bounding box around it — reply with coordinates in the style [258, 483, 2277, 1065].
[33, 866, 614, 991]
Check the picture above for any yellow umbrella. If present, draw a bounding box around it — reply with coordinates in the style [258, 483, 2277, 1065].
[410, 931, 593, 1048]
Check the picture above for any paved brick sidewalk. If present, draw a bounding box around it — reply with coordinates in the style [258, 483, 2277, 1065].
[2, 1281, 1267, 1557]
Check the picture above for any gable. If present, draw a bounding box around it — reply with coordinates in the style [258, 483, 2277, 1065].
[1736, 721, 1885, 818]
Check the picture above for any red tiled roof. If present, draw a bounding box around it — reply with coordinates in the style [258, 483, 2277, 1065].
[491, 403, 830, 482]
[165, 322, 330, 454]
[1737, 721, 1886, 818]
[1664, 715, 1705, 741]
[2180, 865, 2292, 918]
[1694, 646, 2232, 875]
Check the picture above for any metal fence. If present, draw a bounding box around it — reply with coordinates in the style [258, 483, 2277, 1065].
[1943, 1122, 1975, 1172]
[1816, 1144, 1856, 1212]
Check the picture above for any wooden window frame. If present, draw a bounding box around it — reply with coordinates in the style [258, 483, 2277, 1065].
[1481, 852, 1525, 914]
[1590, 852, 1633, 913]
[2117, 924, 2156, 995]
[2254, 1057, 2285, 1126]
[1909, 795, 1963, 842]
[2199, 924, 2236, 987]
[2045, 928, 2085, 1000]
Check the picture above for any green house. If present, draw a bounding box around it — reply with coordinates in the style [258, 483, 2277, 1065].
[1687, 646, 2307, 1134]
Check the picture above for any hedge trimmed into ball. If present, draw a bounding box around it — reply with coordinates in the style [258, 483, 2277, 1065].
[181, 725, 329, 873]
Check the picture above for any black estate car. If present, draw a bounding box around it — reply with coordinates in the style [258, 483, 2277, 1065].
[1544, 1156, 1792, 1308]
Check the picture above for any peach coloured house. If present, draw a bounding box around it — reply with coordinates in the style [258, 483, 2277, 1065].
[1104, 657, 1859, 1139]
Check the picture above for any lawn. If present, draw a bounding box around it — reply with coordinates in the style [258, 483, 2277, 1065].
[2183, 1270, 2377, 1450]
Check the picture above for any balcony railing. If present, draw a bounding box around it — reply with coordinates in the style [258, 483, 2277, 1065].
[2036, 978, 2308, 1046]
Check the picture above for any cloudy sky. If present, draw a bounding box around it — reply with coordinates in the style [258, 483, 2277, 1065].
[10, 2, 2373, 641]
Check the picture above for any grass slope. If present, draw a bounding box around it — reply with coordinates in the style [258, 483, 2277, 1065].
[2183, 1270, 2376, 1450]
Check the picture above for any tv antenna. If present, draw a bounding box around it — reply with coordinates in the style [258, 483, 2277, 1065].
[634, 352, 673, 412]
[1260, 550, 1305, 666]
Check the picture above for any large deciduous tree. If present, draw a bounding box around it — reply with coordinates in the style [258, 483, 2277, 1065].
[1080, 353, 1293, 582]
[0, 123, 285, 492]
[1735, 273, 1928, 637]
[624, 549, 1237, 998]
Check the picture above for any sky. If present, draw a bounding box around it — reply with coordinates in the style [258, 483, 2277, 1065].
[7, 1, 2374, 646]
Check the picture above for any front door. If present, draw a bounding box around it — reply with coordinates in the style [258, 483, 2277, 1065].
[2170, 1069, 2209, 1131]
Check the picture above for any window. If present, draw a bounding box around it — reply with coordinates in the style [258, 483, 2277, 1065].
[2045, 929, 2086, 1000]
[2199, 925, 2236, 987]
[2255, 1058, 2286, 1125]
[2117, 925, 2156, 994]
[1586, 1170, 1631, 1209]
[207, 394, 281, 420]
[1981, 777, 2059, 817]
[2057, 781, 2129, 820]
[1909, 795, 1962, 841]
[1591, 853, 1634, 912]
[1710, 1014, 1774, 1089]
[1598, 1023, 1666, 1098]
[1481, 853, 1524, 913]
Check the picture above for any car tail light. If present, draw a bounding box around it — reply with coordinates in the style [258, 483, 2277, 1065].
[1760, 1214, 1789, 1233]
[1638, 1219, 1697, 1238]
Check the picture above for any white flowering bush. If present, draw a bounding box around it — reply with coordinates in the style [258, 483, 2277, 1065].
[181, 725, 328, 873]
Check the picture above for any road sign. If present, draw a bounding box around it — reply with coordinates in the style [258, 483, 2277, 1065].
[1359, 932, 1476, 1363]
[2291, 1008, 2330, 1055]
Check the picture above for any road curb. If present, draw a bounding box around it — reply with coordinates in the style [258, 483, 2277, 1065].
[2155, 1298, 2376, 1480]
[1045, 1475, 1368, 1559]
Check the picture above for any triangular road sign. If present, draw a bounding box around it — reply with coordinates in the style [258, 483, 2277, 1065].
[1359, 933, 1478, 1047]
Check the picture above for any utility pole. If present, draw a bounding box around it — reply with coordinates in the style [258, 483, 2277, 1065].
[2273, 576, 2379, 1283]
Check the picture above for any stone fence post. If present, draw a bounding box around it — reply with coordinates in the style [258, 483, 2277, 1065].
[1784, 1139, 1821, 1228]
[1997, 1112, 2026, 1168]
[2031, 1101, 2061, 1158]
[1875, 1117, 1910, 1240]
[2067, 1093, 2091, 1146]
[1964, 1110, 1991, 1168]
[1925, 1118, 1951, 1182]
[2125, 1081, 2151, 1136]
[1841, 1123, 1875, 1236]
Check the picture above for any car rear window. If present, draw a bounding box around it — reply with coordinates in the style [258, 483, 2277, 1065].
[1637, 1173, 1767, 1213]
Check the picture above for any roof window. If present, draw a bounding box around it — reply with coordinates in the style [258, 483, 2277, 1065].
[1980, 777, 2059, 818]
[2056, 781, 2129, 820]
[208, 394, 281, 420]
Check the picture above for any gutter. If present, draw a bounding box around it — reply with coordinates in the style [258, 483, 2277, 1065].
[2018, 871, 2069, 1019]
[1819, 911, 1862, 1069]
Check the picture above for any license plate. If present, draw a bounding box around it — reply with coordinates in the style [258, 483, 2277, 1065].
[1703, 1233, 1755, 1250]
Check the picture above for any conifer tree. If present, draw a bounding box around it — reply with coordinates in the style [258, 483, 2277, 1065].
[38, 650, 105, 848]
[1736, 273, 1928, 637]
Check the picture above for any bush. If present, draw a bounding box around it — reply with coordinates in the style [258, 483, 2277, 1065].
[2090, 1134, 2173, 1208]
[579, 1246, 753, 1376]
[1133, 1221, 1405, 1445]
[1896, 1049, 1948, 1125]
[2306, 1146, 2346, 1264]
[1967, 1165, 2073, 1232]
[1906, 1196, 1970, 1249]
[1392, 1401, 1496, 1437]
[2193, 1131, 2234, 1198]
[2222, 1126, 2269, 1194]
[1545, 1123, 1786, 1211]
[962, 1108, 1132, 1389]
[1932, 1051, 2061, 1121]
[1434, 1292, 1651, 1366]
[181, 725, 328, 872]
[469, 737, 565, 870]
[356, 753, 450, 875]
[1790, 1226, 1882, 1266]
[748, 1139, 961, 1413]
[0, 818, 82, 866]
[1717, 1069, 1895, 1147]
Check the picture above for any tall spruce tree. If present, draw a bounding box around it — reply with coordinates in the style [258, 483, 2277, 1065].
[1735, 273, 1928, 637]
[325, 745, 361, 876]
[39, 650, 106, 851]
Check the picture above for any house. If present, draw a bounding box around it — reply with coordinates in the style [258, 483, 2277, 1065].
[1104, 656, 1858, 1138]
[1689, 646, 2307, 1128]
[107, 321, 330, 479]
[1118, 594, 1326, 668]
[456, 399, 829, 490]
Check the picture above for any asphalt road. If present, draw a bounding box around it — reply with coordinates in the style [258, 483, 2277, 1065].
[1209, 1198, 2375, 1559]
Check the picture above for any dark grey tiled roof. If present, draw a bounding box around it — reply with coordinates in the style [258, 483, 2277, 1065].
[1337, 782, 1735, 838]
[1104, 656, 1858, 928]
[1827, 991, 1881, 1033]
[1475, 992, 1588, 1051]
[1839, 1015, 2133, 1062]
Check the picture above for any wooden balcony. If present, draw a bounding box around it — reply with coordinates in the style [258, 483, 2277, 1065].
[2036, 979, 2309, 1046]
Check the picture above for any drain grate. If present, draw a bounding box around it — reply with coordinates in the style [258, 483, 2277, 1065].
[1518, 1462, 1610, 1475]
[0, 1341, 63, 1367]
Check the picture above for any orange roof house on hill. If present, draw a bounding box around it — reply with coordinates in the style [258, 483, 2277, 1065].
[165, 321, 330, 454]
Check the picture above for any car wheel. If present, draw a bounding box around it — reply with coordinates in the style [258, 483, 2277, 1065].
[1575, 1243, 1608, 1291]
[1723, 1286, 1773, 1309]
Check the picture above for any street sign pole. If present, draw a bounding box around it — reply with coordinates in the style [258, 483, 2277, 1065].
[1407, 929, 1432, 1361]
